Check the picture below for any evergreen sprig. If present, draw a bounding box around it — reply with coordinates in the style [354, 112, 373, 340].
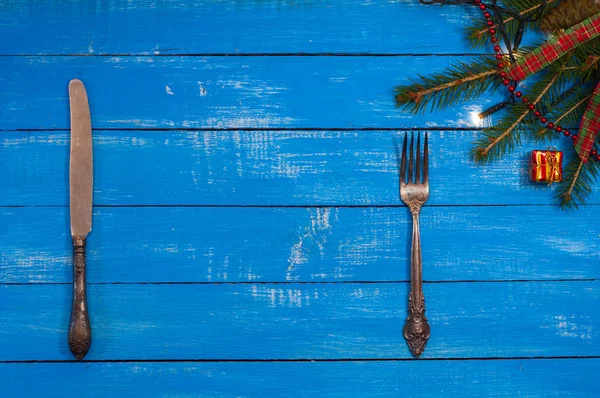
[556, 154, 600, 209]
[395, 0, 600, 208]
[466, 0, 557, 48]
[394, 57, 498, 114]
[474, 60, 567, 162]
[534, 88, 592, 142]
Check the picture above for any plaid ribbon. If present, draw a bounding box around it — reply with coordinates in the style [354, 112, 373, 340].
[575, 82, 600, 162]
[507, 12, 600, 81]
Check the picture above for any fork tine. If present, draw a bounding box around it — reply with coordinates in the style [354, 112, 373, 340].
[415, 133, 421, 184]
[408, 133, 414, 184]
[400, 134, 407, 184]
[423, 132, 429, 185]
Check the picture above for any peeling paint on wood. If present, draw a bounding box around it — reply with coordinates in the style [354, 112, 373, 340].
[3, 359, 598, 397]
[0, 56, 510, 130]
[0, 282, 598, 360]
[0, 0, 596, 395]
[1, 131, 596, 206]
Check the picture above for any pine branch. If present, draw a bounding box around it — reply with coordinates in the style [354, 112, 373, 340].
[395, 58, 498, 114]
[572, 41, 600, 81]
[397, 0, 600, 209]
[467, 19, 521, 49]
[501, 0, 554, 11]
[532, 45, 599, 140]
[583, 55, 600, 71]
[563, 158, 585, 206]
[407, 70, 495, 100]
[555, 151, 600, 209]
[535, 92, 592, 141]
[466, 0, 558, 48]
[473, 71, 561, 163]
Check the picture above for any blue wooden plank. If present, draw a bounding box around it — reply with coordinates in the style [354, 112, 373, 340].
[0, 55, 505, 130]
[2, 1, 593, 394]
[0, 282, 597, 360]
[1, 206, 598, 284]
[2, 131, 595, 206]
[3, 359, 600, 397]
[0, 0, 485, 55]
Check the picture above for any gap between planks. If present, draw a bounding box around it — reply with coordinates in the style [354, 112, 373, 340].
[2, 356, 599, 364]
[2, 204, 598, 209]
[3, 279, 596, 286]
[0, 53, 490, 57]
[1, 127, 487, 132]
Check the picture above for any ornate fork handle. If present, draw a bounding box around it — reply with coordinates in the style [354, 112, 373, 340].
[403, 203, 430, 358]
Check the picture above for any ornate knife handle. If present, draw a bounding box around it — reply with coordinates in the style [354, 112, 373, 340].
[403, 210, 430, 358]
[69, 237, 92, 360]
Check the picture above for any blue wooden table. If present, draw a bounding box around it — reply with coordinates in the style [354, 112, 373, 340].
[1, 1, 599, 396]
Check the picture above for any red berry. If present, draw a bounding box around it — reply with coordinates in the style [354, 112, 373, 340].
[496, 54, 503, 59]
[487, 20, 494, 26]
[480, 4, 486, 10]
[515, 91, 522, 98]
[592, 150, 598, 156]
[498, 62, 505, 69]
[489, 29, 496, 35]
[499, 71, 507, 78]
[534, 111, 541, 117]
[564, 130, 571, 137]
[484, 12, 491, 18]
[572, 135, 578, 141]
[597, 155, 600, 161]
[555, 126, 563, 132]
[491, 37, 498, 44]
[522, 97, 529, 103]
[540, 117, 547, 124]
[502, 79, 510, 86]
[494, 45, 501, 52]
[508, 86, 516, 93]
[547, 122, 554, 129]
[528, 104, 535, 110]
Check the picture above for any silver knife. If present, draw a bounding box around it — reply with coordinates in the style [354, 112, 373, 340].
[68, 79, 93, 360]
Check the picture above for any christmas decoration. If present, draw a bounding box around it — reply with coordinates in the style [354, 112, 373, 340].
[575, 81, 600, 161]
[539, 0, 600, 33]
[506, 15, 600, 82]
[530, 148, 563, 183]
[396, 0, 600, 209]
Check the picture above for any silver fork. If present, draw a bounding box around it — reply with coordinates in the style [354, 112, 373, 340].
[400, 132, 430, 358]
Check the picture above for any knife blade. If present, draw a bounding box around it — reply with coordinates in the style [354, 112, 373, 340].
[68, 79, 93, 360]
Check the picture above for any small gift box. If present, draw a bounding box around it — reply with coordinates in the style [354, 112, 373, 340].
[530, 148, 563, 184]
